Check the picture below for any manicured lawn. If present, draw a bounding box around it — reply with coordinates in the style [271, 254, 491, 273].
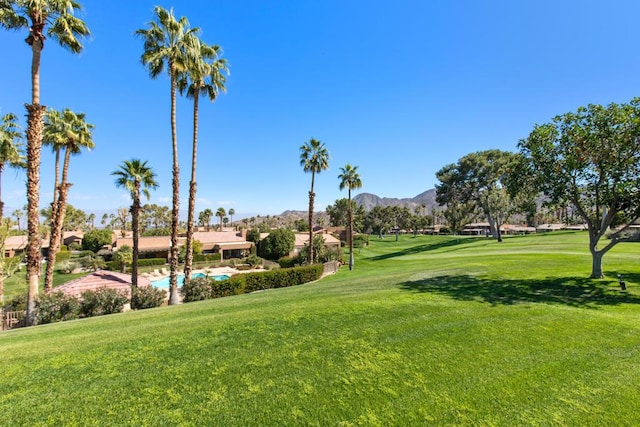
[2, 232, 640, 425]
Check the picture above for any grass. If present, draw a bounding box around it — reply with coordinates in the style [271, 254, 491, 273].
[2, 232, 640, 425]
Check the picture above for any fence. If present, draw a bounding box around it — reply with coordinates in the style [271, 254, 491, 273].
[1, 310, 25, 331]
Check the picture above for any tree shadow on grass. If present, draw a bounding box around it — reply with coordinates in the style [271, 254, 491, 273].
[399, 274, 640, 308]
[369, 237, 487, 261]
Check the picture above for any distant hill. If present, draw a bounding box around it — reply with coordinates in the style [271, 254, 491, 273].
[353, 189, 440, 213]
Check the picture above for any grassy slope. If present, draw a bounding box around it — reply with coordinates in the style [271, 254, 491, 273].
[2, 232, 640, 425]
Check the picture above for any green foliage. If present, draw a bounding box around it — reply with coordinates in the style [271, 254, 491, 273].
[4, 293, 26, 311]
[246, 228, 261, 245]
[193, 253, 221, 262]
[67, 242, 82, 251]
[35, 292, 80, 324]
[82, 228, 113, 253]
[353, 234, 369, 248]
[57, 260, 79, 274]
[178, 239, 202, 263]
[131, 286, 165, 310]
[258, 228, 295, 260]
[246, 254, 262, 267]
[136, 258, 166, 267]
[79, 288, 128, 317]
[56, 251, 71, 262]
[278, 256, 299, 269]
[210, 276, 245, 299]
[181, 277, 212, 302]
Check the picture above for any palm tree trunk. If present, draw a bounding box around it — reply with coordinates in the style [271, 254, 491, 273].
[131, 197, 140, 288]
[25, 103, 46, 326]
[50, 148, 61, 233]
[168, 68, 180, 306]
[44, 149, 73, 292]
[308, 194, 315, 265]
[348, 189, 354, 270]
[184, 89, 200, 280]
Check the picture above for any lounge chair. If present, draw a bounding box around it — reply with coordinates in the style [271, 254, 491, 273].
[160, 268, 169, 275]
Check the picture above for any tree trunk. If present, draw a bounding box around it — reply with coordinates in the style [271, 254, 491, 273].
[308, 190, 315, 264]
[44, 148, 73, 292]
[348, 189, 354, 271]
[184, 90, 200, 281]
[589, 234, 606, 279]
[168, 69, 180, 306]
[131, 198, 140, 288]
[25, 103, 46, 326]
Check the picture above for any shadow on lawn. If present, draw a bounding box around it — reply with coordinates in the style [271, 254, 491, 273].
[399, 274, 640, 308]
[369, 237, 486, 261]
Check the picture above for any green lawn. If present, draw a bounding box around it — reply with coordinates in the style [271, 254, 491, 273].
[2, 232, 640, 425]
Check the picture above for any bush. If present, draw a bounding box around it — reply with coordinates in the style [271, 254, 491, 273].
[246, 254, 262, 267]
[35, 291, 80, 324]
[82, 228, 113, 253]
[131, 286, 166, 310]
[67, 242, 82, 251]
[4, 294, 27, 311]
[80, 288, 128, 318]
[193, 253, 221, 262]
[353, 234, 369, 248]
[181, 277, 211, 302]
[56, 251, 72, 263]
[137, 258, 167, 267]
[57, 260, 79, 274]
[210, 276, 245, 298]
[278, 256, 300, 269]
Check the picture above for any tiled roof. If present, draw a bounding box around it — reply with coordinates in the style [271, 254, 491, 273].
[54, 270, 151, 298]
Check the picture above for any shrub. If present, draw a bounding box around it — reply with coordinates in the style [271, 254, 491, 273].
[67, 242, 82, 251]
[278, 256, 299, 269]
[80, 288, 128, 318]
[56, 251, 72, 263]
[131, 286, 166, 310]
[35, 291, 80, 324]
[246, 254, 262, 267]
[210, 276, 245, 298]
[82, 228, 113, 253]
[4, 294, 27, 311]
[181, 277, 212, 302]
[439, 226, 452, 235]
[137, 258, 167, 267]
[57, 261, 79, 274]
[353, 234, 369, 248]
[193, 253, 221, 262]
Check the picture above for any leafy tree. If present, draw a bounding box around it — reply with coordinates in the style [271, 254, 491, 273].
[326, 198, 365, 230]
[112, 159, 158, 288]
[517, 98, 640, 278]
[338, 164, 362, 270]
[137, 5, 200, 305]
[1, 0, 90, 326]
[42, 108, 94, 292]
[82, 228, 113, 253]
[178, 38, 228, 280]
[246, 228, 261, 245]
[435, 150, 520, 241]
[258, 228, 295, 260]
[300, 138, 329, 264]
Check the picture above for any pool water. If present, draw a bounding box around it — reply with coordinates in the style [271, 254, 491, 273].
[152, 273, 230, 289]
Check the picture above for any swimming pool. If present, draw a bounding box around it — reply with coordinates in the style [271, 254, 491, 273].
[152, 273, 230, 289]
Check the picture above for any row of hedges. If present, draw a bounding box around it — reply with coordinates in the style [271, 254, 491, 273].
[193, 253, 221, 262]
[34, 286, 165, 325]
[181, 264, 324, 302]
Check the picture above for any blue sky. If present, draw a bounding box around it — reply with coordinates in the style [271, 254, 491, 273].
[2, 0, 640, 218]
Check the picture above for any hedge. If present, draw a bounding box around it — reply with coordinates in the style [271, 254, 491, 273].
[205, 264, 323, 300]
[194, 253, 221, 262]
[137, 258, 167, 267]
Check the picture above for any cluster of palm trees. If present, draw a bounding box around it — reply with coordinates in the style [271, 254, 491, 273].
[299, 138, 362, 269]
[1, 2, 227, 322]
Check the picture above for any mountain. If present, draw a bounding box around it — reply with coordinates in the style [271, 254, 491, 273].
[353, 188, 440, 213]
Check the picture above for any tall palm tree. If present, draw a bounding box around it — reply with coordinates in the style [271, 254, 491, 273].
[1, 0, 89, 325]
[228, 208, 236, 229]
[0, 112, 24, 306]
[137, 6, 200, 305]
[42, 108, 94, 292]
[299, 138, 329, 264]
[178, 40, 228, 279]
[216, 207, 226, 231]
[199, 208, 213, 231]
[338, 164, 363, 271]
[112, 159, 158, 288]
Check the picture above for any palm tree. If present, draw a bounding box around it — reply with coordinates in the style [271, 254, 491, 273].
[228, 208, 235, 228]
[112, 159, 158, 288]
[178, 40, 228, 279]
[299, 138, 329, 264]
[42, 108, 94, 293]
[339, 164, 363, 270]
[216, 207, 226, 231]
[1, 0, 89, 325]
[137, 6, 200, 305]
[0, 112, 24, 307]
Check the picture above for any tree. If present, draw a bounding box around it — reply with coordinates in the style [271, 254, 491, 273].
[12, 209, 23, 231]
[178, 38, 228, 280]
[326, 198, 365, 229]
[82, 228, 113, 253]
[137, 5, 200, 305]
[299, 138, 329, 264]
[435, 150, 520, 241]
[42, 108, 94, 292]
[113, 245, 132, 274]
[0, 113, 24, 219]
[198, 208, 213, 231]
[338, 164, 362, 270]
[112, 159, 158, 288]
[517, 98, 640, 278]
[1, 0, 90, 325]
[228, 208, 235, 228]
[216, 207, 226, 230]
[257, 228, 295, 260]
